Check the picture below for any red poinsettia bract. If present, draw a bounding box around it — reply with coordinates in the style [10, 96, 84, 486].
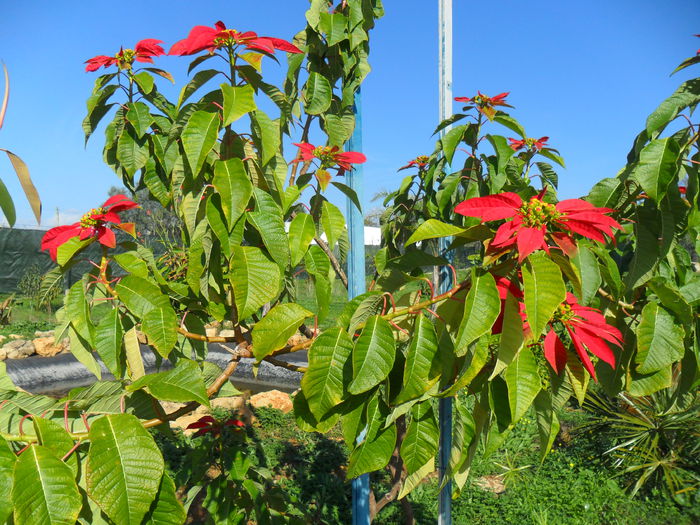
[544, 293, 622, 379]
[169, 21, 301, 56]
[509, 136, 549, 151]
[454, 91, 512, 120]
[399, 155, 430, 171]
[455, 191, 621, 262]
[85, 39, 165, 72]
[41, 195, 138, 261]
[293, 142, 366, 171]
[186, 415, 245, 438]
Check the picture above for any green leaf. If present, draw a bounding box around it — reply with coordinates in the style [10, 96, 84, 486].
[586, 177, 625, 209]
[181, 110, 219, 175]
[252, 303, 313, 361]
[320, 200, 345, 249]
[319, 12, 348, 46]
[115, 275, 169, 317]
[126, 102, 153, 139]
[635, 302, 685, 374]
[141, 306, 179, 358]
[303, 72, 332, 115]
[143, 473, 186, 525]
[523, 252, 566, 340]
[0, 177, 16, 226]
[248, 208, 290, 269]
[454, 270, 500, 356]
[221, 83, 257, 126]
[12, 445, 82, 525]
[538, 148, 565, 168]
[66, 279, 93, 343]
[628, 365, 672, 396]
[124, 327, 145, 380]
[346, 424, 396, 479]
[212, 158, 253, 228]
[324, 112, 355, 147]
[493, 113, 526, 137]
[485, 134, 515, 175]
[116, 129, 148, 178]
[177, 69, 219, 108]
[630, 138, 681, 203]
[566, 353, 590, 405]
[0, 438, 16, 523]
[69, 327, 101, 380]
[87, 415, 164, 525]
[132, 71, 154, 94]
[348, 316, 396, 395]
[33, 417, 78, 475]
[400, 402, 439, 475]
[440, 125, 466, 165]
[289, 213, 316, 266]
[405, 219, 468, 246]
[533, 391, 559, 463]
[230, 246, 280, 319]
[571, 244, 601, 306]
[250, 110, 280, 165]
[94, 308, 124, 378]
[301, 327, 354, 420]
[492, 293, 525, 378]
[505, 346, 541, 424]
[128, 360, 209, 407]
[646, 79, 700, 136]
[394, 313, 439, 404]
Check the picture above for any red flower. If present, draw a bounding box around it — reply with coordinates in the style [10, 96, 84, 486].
[292, 142, 366, 171]
[509, 136, 549, 151]
[186, 415, 245, 437]
[41, 195, 138, 261]
[169, 21, 301, 56]
[399, 155, 430, 171]
[85, 39, 165, 72]
[543, 293, 622, 379]
[455, 190, 621, 262]
[454, 91, 512, 120]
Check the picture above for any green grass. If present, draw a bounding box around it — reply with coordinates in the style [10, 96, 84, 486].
[0, 295, 57, 339]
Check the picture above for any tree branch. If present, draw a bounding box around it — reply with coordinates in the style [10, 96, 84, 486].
[315, 235, 349, 288]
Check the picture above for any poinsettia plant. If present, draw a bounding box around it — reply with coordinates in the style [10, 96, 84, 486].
[0, 3, 697, 524]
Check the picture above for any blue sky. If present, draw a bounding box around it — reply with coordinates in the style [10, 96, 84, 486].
[0, 0, 697, 228]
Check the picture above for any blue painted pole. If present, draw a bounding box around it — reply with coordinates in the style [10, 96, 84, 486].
[438, 1, 453, 524]
[347, 88, 370, 525]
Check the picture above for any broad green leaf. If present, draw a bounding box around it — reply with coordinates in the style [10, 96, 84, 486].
[586, 176, 625, 209]
[571, 244, 601, 306]
[143, 160, 171, 208]
[132, 71, 154, 94]
[348, 316, 396, 395]
[221, 83, 257, 126]
[628, 365, 673, 396]
[492, 293, 525, 378]
[454, 270, 500, 356]
[12, 445, 81, 525]
[181, 110, 219, 175]
[405, 219, 468, 246]
[0, 177, 16, 226]
[289, 213, 316, 266]
[505, 346, 541, 423]
[0, 438, 16, 523]
[33, 417, 78, 475]
[95, 308, 124, 378]
[1, 148, 41, 223]
[538, 148, 565, 168]
[115, 275, 170, 317]
[66, 279, 93, 343]
[565, 353, 589, 405]
[128, 360, 209, 407]
[319, 12, 348, 46]
[126, 102, 153, 138]
[320, 200, 345, 249]
[346, 424, 396, 479]
[331, 181, 362, 212]
[56, 237, 93, 266]
[400, 402, 439, 475]
[113, 252, 149, 279]
[648, 278, 692, 326]
[248, 208, 290, 269]
[177, 69, 219, 108]
[324, 112, 355, 147]
[533, 391, 559, 463]
[87, 414, 164, 525]
[301, 327, 354, 420]
[69, 327, 101, 380]
[635, 302, 685, 374]
[486, 134, 515, 175]
[123, 327, 145, 380]
[646, 79, 700, 136]
[293, 390, 340, 433]
[250, 110, 280, 165]
[439, 337, 490, 398]
[230, 246, 280, 319]
[141, 306, 179, 358]
[205, 194, 230, 257]
[116, 129, 148, 178]
[398, 459, 434, 500]
[630, 138, 681, 203]
[303, 72, 332, 115]
[212, 158, 253, 228]
[523, 252, 566, 340]
[394, 313, 439, 404]
[143, 473, 186, 525]
[493, 113, 526, 137]
[252, 303, 313, 361]
[440, 125, 466, 165]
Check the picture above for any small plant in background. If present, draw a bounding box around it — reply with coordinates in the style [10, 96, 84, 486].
[0, 295, 13, 325]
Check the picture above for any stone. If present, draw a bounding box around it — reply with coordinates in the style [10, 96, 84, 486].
[0, 335, 6, 344]
[8, 334, 23, 340]
[3, 340, 35, 359]
[32, 337, 65, 358]
[475, 475, 506, 494]
[217, 329, 237, 339]
[205, 326, 219, 338]
[137, 330, 148, 344]
[249, 390, 293, 413]
[34, 330, 54, 338]
[0, 347, 7, 360]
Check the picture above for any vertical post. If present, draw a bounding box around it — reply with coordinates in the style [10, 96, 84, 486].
[348, 89, 370, 525]
[437, 1, 453, 524]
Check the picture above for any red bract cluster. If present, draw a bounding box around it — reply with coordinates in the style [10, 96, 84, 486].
[85, 39, 165, 72]
[455, 91, 512, 120]
[399, 155, 430, 170]
[293, 142, 366, 171]
[186, 415, 245, 438]
[544, 293, 622, 378]
[509, 136, 549, 151]
[41, 195, 138, 261]
[455, 190, 621, 262]
[169, 21, 301, 56]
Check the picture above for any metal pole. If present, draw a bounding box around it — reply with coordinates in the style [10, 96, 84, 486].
[348, 88, 370, 525]
[438, 1, 453, 524]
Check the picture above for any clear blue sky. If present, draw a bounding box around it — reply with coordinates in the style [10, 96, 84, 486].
[0, 1, 697, 228]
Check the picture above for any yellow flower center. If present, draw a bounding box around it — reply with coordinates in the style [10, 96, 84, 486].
[313, 146, 337, 168]
[80, 208, 105, 229]
[518, 198, 560, 228]
[116, 49, 135, 69]
[415, 155, 429, 165]
[553, 303, 574, 323]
